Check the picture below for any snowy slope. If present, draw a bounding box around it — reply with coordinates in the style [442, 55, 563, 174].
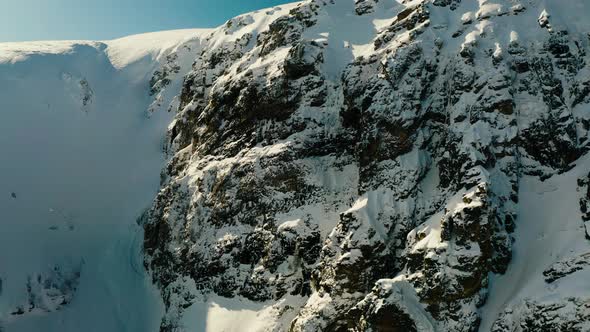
[2, 1, 590, 331]
[480, 152, 590, 330]
[0, 29, 211, 332]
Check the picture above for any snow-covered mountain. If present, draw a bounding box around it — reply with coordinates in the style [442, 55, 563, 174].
[0, 29, 212, 331]
[2, 0, 590, 331]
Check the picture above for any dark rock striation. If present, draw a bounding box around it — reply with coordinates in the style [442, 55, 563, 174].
[142, 0, 590, 331]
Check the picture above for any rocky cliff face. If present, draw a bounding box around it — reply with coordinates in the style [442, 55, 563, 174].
[142, 1, 590, 331]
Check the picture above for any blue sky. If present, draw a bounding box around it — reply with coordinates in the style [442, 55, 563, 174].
[0, 0, 295, 42]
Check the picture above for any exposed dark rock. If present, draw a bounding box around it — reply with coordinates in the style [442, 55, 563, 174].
[142, 1, 590, 331]
[543, 253, 590, 283]
[492, 298, 590, 332]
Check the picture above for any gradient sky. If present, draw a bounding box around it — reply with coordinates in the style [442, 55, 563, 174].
[0, 0, 295, 42]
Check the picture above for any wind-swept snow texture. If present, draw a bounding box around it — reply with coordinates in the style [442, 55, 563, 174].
[0, 29, 211, 332]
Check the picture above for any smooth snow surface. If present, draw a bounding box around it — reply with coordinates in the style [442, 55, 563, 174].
[106, 29, 209, 69]
[181, 295, 306, 332]
[480, 153, 590, 331]
[0, 29, 210, 332]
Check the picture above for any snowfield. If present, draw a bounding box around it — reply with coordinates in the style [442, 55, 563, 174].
[2, 0, 590, 331]
[0, 29, 211, 332]
[480, 153, 590, 331]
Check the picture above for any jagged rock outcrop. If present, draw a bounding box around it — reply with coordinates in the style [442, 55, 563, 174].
[543, 253, 590, 283]
[581, 173, 590, 239]
[492, 298, 590, 332]
[143, 0, 590, 331]
[8, 262, 82, 318]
